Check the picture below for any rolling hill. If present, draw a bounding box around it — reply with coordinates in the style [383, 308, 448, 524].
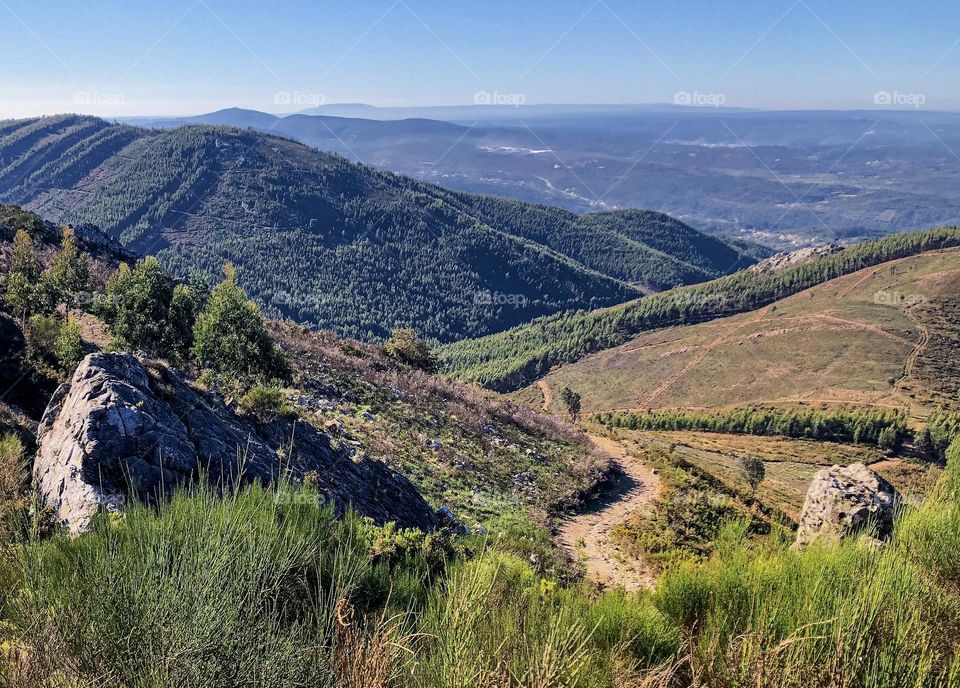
[527, 246, 960, 417]
[441, 226, 960, 390]
[0, 114, 753, 342]
[130, 106, 960, 248]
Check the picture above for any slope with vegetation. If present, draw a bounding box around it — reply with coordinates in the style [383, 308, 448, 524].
[0, 204, 608, 532]
[4, 199, 960, 685]
[522, 244, 960, 417]
[0, 115, 754, 343]
[442, 226, 960, 391]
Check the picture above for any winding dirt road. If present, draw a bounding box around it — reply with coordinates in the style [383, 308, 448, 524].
[557, 434, 662, 591]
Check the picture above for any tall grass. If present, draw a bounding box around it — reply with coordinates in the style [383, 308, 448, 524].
[6, 441, 960, 687]
[7, 483, 378, 687]
[0, 481, 679, 688]
[654, 447, 960, 688]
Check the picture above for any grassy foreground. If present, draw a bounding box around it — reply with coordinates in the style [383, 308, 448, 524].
[3, 442, 960, 686]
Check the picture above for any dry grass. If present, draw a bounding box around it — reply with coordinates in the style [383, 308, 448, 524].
[528, 249, 960, 416]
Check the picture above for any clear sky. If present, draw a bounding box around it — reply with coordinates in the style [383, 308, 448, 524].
[1, 0, 959, 117]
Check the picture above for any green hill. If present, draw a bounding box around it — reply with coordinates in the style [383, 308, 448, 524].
[0, 115, 753, 342]
[440, 226, 960, 390]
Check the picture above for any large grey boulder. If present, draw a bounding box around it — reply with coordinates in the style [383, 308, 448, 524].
[795, 463, 900, 547]
[34, 352, 436, 533]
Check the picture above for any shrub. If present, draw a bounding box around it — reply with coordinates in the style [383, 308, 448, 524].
[24, 314, 61, 358]
[0, 434, 26, 501]
[239, 385, 293, 421]
[383, 328, 437, 372]
[53, 317, 84, 374]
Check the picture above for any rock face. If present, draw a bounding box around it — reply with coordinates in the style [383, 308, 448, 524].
[34, 353, 436, 533]
[795, 463, 900, 547]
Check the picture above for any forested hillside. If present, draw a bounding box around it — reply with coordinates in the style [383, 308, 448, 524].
[441, 226, 960, 390]
[0, 115, 752, 342]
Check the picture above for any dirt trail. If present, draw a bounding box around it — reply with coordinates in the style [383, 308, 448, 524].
[558, 434, 662, 591]
[538, 379, 554, 411]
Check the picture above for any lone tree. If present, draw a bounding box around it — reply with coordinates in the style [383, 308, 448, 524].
[4, 229, 42, 325]
[741, 456, 766, 496]
[560, 387, 582, 423]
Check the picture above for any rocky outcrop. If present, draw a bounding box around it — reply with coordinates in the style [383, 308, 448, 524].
[795, 463, 900, 547]
[34, 353, 436, 533]
[748, 244, 844, 274]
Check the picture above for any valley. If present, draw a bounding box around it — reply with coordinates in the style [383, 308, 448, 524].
[0, 115, 754, 343]
[135, 107, 960, 248]
[7, 1, 960, 683]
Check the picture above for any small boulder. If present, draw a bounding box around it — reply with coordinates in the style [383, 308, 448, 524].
[795, 463, 900, 547]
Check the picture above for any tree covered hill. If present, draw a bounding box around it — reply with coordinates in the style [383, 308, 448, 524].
[441, 226, 960, 391]
[0, 114, 753, 342]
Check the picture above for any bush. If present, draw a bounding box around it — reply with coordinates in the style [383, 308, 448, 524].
[53, 317, 84, 374]
[239, 385, 293, 421]
[383, 328, 437, 372]
[24, 314, 61, 358]
[0, 433, 30, 541]
[0, 434, 26, 501]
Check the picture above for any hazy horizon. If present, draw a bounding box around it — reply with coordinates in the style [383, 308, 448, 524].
[2, 0, 959, 118]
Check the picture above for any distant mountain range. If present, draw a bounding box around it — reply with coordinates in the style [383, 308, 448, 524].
[0, 114, 754, 342]
[122, 106, 960, 248]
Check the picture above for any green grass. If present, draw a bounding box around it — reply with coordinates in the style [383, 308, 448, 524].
[0, 480, 679, 687]
[5, 442, 960, 686]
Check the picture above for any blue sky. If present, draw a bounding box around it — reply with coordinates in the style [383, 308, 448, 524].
[1, 0, 959, 117]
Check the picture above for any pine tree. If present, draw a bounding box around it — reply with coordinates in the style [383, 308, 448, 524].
[4, 230, 42, 325]
[192, 267, 289, 388]
[49, 227, 91, 310]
